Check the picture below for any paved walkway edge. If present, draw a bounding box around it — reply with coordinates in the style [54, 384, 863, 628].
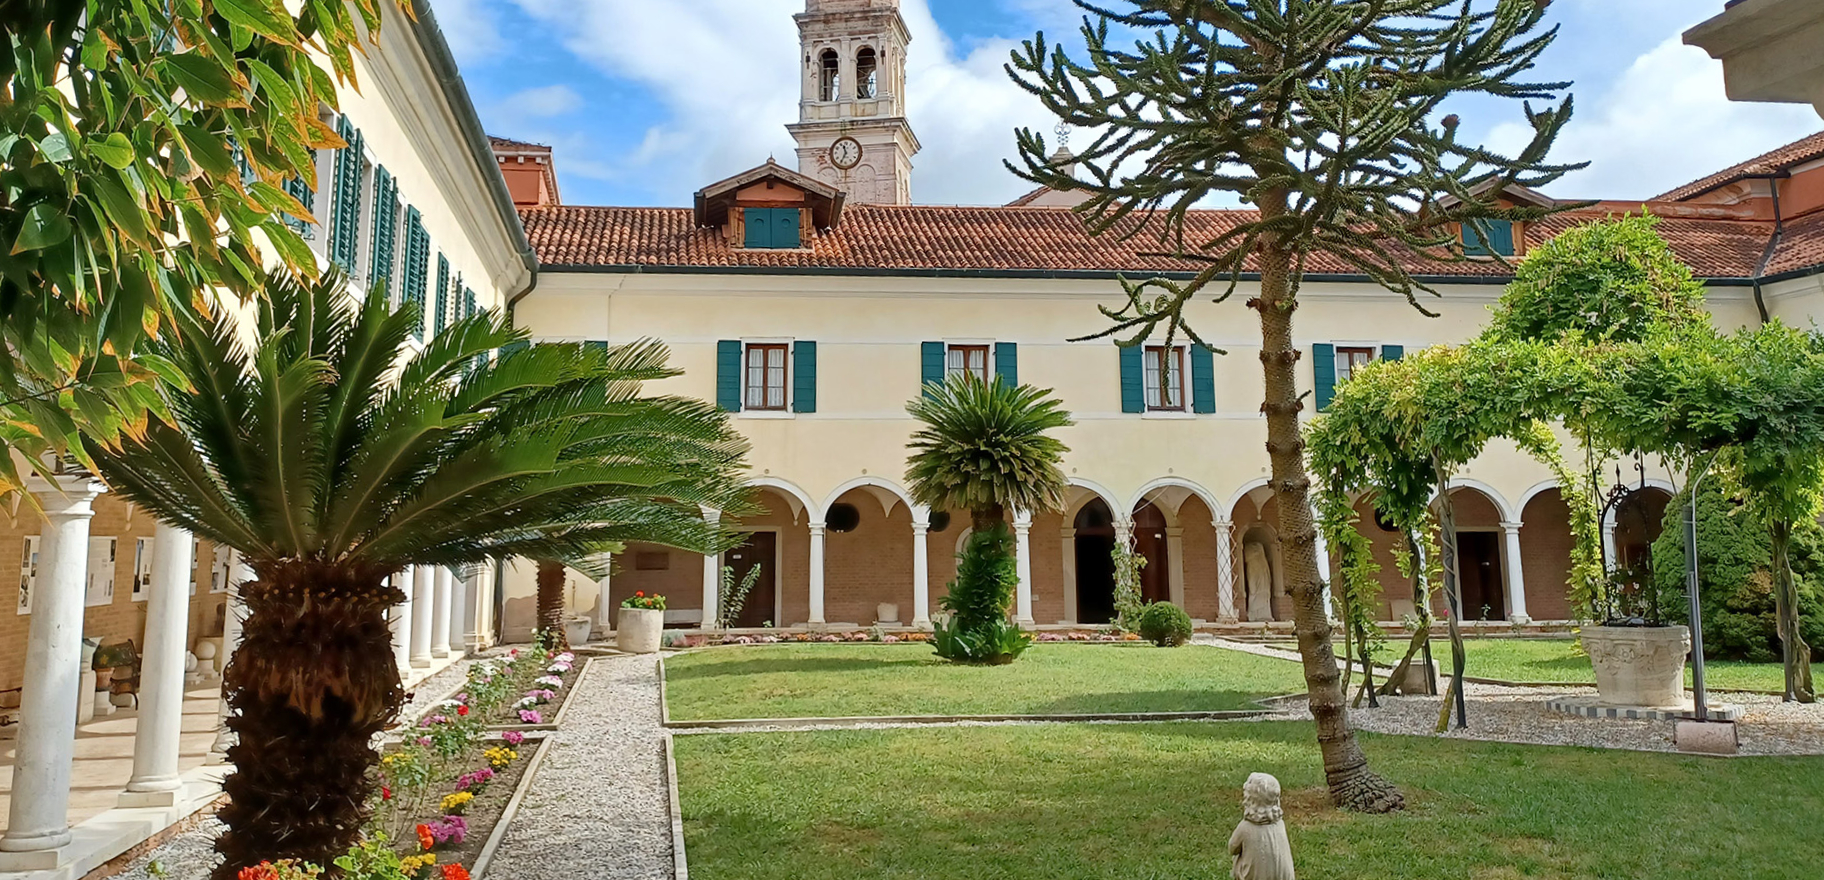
[472, 732, 558, 880]
[663, 732, 687, 880]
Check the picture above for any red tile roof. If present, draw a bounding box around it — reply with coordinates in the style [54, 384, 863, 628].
[520, 202, 1800, 281]
[1653, 131, 1824, 201]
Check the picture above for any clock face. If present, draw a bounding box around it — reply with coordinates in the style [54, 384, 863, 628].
[830, 137, 863, 170]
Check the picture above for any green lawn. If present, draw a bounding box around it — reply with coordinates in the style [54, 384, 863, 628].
[662, 643, 1308, 720]
[1273, 638, 1812, 693]
[676, 722, 1824, 880]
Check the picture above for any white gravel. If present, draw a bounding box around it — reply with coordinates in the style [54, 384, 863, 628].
[1202, 637, 1824, 756]
[488, 653, 674, 880]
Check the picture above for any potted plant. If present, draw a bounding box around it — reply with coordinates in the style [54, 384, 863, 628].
[1583, 565, 1689, 707]
[618, 592, 666, 654]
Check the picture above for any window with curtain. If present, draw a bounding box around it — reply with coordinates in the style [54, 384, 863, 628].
[1336, 346, 1375, 382]
[946, 345, 989, 383]
[1143, 346, 1184, 411]
[744, 343, 789, 410]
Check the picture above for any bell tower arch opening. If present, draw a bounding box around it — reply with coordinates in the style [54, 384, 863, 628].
[787, 0, 921, 205]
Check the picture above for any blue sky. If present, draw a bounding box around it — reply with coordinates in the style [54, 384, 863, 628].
[435, 0, 1823, 208]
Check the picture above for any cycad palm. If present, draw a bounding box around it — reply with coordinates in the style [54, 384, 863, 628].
[85, 269, 749, 877]
[904, 374, 1072, 531]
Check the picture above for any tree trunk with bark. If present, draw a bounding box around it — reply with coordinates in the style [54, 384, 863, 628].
[536, 559, 567, 646]
[971, 501, 1007, 536]
[213, 563, 404, 879]
[1769, 518, 1815, 703]
[1251, 195, 1404, 813]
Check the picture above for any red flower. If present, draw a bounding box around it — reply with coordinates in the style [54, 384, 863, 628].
[238, 863, 280, 880]
[441, 865, 472, 880]
[416, 823, 436, 851]
[381, 785, 393, 801]
[456, 704, 469, 717]
[635, 590, 644, 597]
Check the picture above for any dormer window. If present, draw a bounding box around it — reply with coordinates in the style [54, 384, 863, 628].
[856, 47, 878, 99]
[744, 208, 802, 249]
[1462, 219, 1516, 257]
[820, 49, 840, 101]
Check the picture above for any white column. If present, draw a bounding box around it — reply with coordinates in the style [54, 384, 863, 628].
[1165, 526, 1186, 609]
[410, 564, 434, 667]
[1601, 513, 1619, 573]
[911, 506, 931, 627]
[1013, 510, 1034, 625]
[1500, 521, 1531, 624]
[390, 568, 413, 670]
[1312, 506, 1334, 620]
[702, 510, 722, 627]
[591, 554, 611, 636]
[122, 522, 193, 807]
[431, 567, 453, 657]
[0, 475, 104, 861]
[808, 521, 827, 625]
[448, 567, 468, 656]
[1060, 527, 1078, 623]
[1215, 520, 1238, 623]
[208, 555, 249, 764]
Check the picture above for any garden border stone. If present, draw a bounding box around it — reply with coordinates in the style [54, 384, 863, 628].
[470, 729, 558, 879]
[663, 731, 689, 880]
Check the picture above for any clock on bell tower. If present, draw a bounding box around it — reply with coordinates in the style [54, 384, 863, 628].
[785, 0, 920, 205]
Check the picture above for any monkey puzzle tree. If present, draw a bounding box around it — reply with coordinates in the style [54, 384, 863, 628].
[1007, 0, 1581, 811]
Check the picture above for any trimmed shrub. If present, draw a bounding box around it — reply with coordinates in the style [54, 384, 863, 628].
[933, 525, 1032, 663]
[1651, 482, 1824, 662]
[1137, 602, 1194, 647]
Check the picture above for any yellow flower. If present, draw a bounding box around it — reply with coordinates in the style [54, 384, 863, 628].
[440, 791, 474, 812]
[483, 746, 518, 768]
[399, 853, 438, 873]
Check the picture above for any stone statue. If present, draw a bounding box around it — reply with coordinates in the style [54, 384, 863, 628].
[1244, 542, 1274, 622]
[1229, 772, 1295, 880]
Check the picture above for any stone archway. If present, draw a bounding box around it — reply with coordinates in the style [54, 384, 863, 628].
[1072, 499, 1117, 624]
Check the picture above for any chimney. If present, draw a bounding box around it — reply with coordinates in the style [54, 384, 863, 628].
[489, 136, 561, 208]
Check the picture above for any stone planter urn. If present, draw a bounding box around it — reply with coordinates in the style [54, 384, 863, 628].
[1583, 624, 1691, 707]
[877, 603, 900, 625]
[563, 616, 594, 648]
[617, 607, 664, 654]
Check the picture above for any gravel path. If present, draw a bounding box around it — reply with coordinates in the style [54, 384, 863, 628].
[1202, 637, 1824, 756]
[487, 652, 673, 880]
[113, 656, 490, 880]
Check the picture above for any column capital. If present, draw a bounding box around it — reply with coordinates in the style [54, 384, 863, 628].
[1012, 508, 1033, 527]
[1213, 518, 1235, 534]
[1165, 526, 1185, 538]
[1498, 520, 1524, 533]
[910, 503, 931, 527]
[25, 474, 106, 518]
[808, 521, 827, 534]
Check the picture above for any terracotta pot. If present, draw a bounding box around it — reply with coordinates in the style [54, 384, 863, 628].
[617, 607, 665, 654]
[1583, 625, 1690, 707]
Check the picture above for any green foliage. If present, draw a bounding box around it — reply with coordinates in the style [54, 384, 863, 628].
[84, 267, 754, 577]
[932, 525, 1031, 664]
[905, 373, 1072, 525]
[1484, 214, 1710, 345]
[1136, 602, 1192, 647]
[1006, 0, 1581, 343]
[716, 564, 764, 629]
[1109, 541, 1148, 632]
[1651, 481, 1824, 662]
[0, 0, 406, 495]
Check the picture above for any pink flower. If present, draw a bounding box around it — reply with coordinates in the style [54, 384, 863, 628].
[417, 736, 433, 747]
[518, 709, 543, 724]
[503, 730, 525, 746]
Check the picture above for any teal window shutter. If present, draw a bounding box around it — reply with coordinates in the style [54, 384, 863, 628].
[920, 341, 946, 398]
[1190, 345, 1216, 414]
[792, 341, 817, 413]
[370, 166, 398, 301]
[775, 209, 801, 248]
[282, 161, 315, 239]
[1313, 343, 1336, 412]
[744, 209, 771, 248]
[585, 340, 608, 351]
[403, 207, 428, 339]
[463, 287, 476, 319]
[1119, 345, 1144, 413]
[434, 254, 450, 336]
[716, 341, 743, 412]
[1463, 220, 1515, 257]
[1380, 344, 1404, 361]
[329, 117, 362, 271]
[500, 340, 529, 358]
[994, 342, 1018, 386]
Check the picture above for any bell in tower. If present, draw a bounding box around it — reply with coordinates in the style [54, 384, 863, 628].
[786, 0, 920, 205]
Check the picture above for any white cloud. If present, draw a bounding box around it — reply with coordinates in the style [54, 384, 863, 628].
[509, 84, 584, 118]
[1488, 37, 1821, 200]
[431, 0, 505, 64]
[503, 0, 1054, 206]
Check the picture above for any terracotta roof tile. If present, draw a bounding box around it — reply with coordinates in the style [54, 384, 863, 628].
[521, 203, 1800, 281]
[1765, 210, 1824, 278]
[1653, 131, 1824, 201]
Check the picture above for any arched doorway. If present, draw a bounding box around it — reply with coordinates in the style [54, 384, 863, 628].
[1073, 499, 1116, 624]
[1132, 502, 1171, 604]
[1441, 487, 1506, 622]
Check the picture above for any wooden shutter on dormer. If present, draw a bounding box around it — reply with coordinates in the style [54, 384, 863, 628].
[744, 209, 771, 248]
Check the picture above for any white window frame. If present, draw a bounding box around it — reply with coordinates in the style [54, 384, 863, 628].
[1334, 343, 1378, 384]
[1142, 344, 1187, 412]
[739, 338, 796, 419]
[944, 341, 993, 384]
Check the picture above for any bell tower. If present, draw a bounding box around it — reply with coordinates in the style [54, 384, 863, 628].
[786, 0, 919, 205]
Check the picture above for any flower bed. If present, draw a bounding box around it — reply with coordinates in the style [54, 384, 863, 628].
[664, 629, 1149, 648]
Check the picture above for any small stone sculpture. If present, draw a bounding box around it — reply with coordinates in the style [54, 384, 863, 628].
[1229, 772, 1295, 880]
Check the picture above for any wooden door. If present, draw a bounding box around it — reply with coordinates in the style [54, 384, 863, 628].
[724, 532, 777, 628]
[1457, 531, 1504, 622]
[1133, 504, 1172, 604]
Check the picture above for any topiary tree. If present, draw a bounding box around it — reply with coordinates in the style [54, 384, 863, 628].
[932, 527, 1032, 664]
[1137, 602, 1193, 647]
[1482, 213, 1711, 346]
[1007, 0, 1581, 813]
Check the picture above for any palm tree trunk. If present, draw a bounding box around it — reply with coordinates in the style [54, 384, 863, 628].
[971, 502, 1006, 536]
[213, 563, 403, 879]
[1769, 519, 1815, 703]
[536, 559, 567, 645]
[1252, 194, 1404, 813]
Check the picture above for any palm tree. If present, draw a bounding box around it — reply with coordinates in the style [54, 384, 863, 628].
[904, 373, 1072, 533]
[85, 268, 750, 878]
[536, 558, 569, 641]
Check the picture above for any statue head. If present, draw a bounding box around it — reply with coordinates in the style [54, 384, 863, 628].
[1242, 772, 1283, 824]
